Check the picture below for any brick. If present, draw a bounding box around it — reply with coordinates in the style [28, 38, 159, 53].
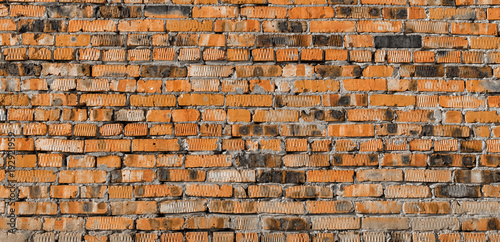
[374, 35, 422, 48]
[311, 21, 356, 32]
[386, 185, 431, 198]
[311, 217, 360, 230]
[328, 124, 374, 137]
[355, 201, 401, 214]
[342, 184, 383, 197]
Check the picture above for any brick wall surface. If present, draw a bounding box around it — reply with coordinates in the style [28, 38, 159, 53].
[1, 0, 500, 241]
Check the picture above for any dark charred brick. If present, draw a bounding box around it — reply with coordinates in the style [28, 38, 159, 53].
[430, 154, 453, 166]
[443, 0, 455, 5]
[264, 126, 279, 136]
[313, 35, 343, 47]
[258, 170, 283, 183]
[48, 6, 93, 18]
[275, 96, 284, 108]
[257, 35, 310, 47]
[447, 66, 492, 78]
[330, 110, 345, 120]
[170, 34, 199, 46]
[0, 63, 41, 76]
[385, 8, 407, 19]
[488, 218, 500, 230]
[158, 169, 170, 181]
[337, 96, 351, 106]
[99, 6, 141, 18]
[435, 185, 480, 198]
[141, 65, 187, 78]
[145, 6, 192, 18]
[189, 170, 198, 180]
[369, 8, 381, 17]
[340, 7, 352, 16]
[277, 21, 307, 33]
[19, 20, 44, 33]
[313, 110, 325, 120]
[237, 153, 282, 168]
[374, 35, 422, 48]
[387, 124, 397, 134]
[401, 155, 410, 164]
[315, 65, 342, 77]
[462, 156, 475, 167]
[264, 217, 309, 231]
[252, 125, 263, 135]
[284, 171, 305, 184]
[422, 125, 433, 136]
[239, 126, 249, 135]
[333, 155, 343, 164]
[404, 65, 445, 77]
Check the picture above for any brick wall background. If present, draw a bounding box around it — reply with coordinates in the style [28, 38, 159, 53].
[2, 0, 500, 241]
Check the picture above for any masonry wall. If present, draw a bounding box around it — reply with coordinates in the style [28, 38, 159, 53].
[1, 0, 500, 241]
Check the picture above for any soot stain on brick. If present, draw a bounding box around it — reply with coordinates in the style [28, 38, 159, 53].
[158, 169, 170, 181]
[265, 126, 278, 136]
[314, 110, 325, 120]
[489, 219, 500, 230]
[374, 35, 422, 48]
[443, 0, 455, 5]
[422, 125, 433, 136]
[275, 96, 284, 108]
[277, 21, 305, 33]
[285, 171, 305, 184]
[110, 170, 122, 182]
[330, 110, 344, 120]
[462, 156, 475, 167]
[437, 185, 479, 198]
[385, 109, 394, 120]
[387, 124, 398, 134]
[431, 154, 453, 166]
[5, 64, 19, 76]
[369, 8, 380, 17]
[313, 35, 342, 47]
[145, 6, 191, 17]
[238, 125, 249, 135]
[340, 7, 352, 16]
[188, 170, 198, 180]
[333, 155, 342, 164]
[290, 22, 305, 33]
[401, 155, 410, 164]
[259, 171, 283, 183]
[337, 96, 351, 106]
[395, 8, 407, 19]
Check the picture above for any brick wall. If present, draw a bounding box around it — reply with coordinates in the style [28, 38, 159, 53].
[1, 0, 500, 241]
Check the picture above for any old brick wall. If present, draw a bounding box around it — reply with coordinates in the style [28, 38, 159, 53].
[1, 0, 500, 241]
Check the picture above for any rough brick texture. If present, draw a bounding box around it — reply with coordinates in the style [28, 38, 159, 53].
[2, 0, 500, 241]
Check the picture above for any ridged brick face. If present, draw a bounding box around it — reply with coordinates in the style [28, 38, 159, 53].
[2, 0, 500, 241]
